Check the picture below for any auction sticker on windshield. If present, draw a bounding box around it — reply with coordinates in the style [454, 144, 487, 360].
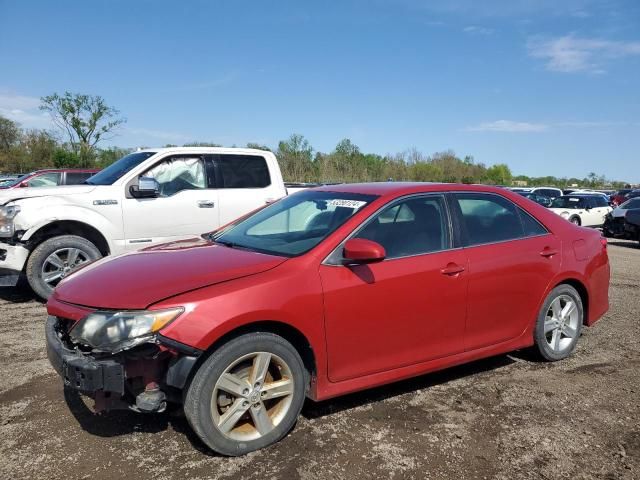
[326, 199, 367, 209]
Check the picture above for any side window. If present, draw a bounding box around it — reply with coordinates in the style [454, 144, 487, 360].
[519, 208, 548, 237]
[144, 156, 206, 196]
[27, 172, 61, 187]
[65, 172, 93, 185]
[455, 193, 524, 246]
[216, 155, 271, 188]
[354, 195, 450, 258]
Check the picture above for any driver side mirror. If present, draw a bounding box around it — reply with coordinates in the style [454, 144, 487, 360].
[18, 181, 28, 188]
[343, 238, 386, 265]
[130, 176, 159, 198]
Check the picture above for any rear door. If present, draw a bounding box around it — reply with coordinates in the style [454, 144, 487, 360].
[452, 192, 562, 351]
[213, 153, 285, 225]
[320, 194, 468, 382]
[121, 154, 219, 248]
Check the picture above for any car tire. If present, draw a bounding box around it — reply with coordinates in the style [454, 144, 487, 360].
[26, 235, 102, 300]
[184, 332, 308, 456]
[569, 216, 581, 226]
[533, 284, 583, 362]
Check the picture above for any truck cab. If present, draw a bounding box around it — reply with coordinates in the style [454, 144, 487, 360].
[0, 148, 287, 298]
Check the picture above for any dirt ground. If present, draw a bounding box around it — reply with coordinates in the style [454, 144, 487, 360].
[0, 241, 638, 480]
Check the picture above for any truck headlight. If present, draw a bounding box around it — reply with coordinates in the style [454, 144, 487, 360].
[69, 307, 184, 352]
[0, 205, 21, 237]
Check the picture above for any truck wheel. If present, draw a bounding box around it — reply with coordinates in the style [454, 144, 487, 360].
[26, 235, 102, 299]
[184, 332, 308, 456]
[569, 216, 581, 226]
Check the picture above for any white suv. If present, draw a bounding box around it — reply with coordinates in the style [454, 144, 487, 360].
[0, 148, 288, 298]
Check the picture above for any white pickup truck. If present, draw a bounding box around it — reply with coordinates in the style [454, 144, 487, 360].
[0, 147, 288, 298]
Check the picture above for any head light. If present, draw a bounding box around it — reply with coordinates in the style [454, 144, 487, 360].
[0, 205, 21, 237]
[69, 307, 184, 352]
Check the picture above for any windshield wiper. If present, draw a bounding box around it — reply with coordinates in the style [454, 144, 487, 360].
[214, 239, 237, 248]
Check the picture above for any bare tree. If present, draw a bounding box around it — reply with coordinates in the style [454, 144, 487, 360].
[40, 92, 125, 166]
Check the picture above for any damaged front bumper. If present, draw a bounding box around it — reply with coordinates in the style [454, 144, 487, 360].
[45, 315, 202, 412]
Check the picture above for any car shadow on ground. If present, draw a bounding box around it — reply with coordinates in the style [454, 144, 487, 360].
[64, 353, 517, 456]
[0, 279, 42, 303]
[302, 354, 515, 419]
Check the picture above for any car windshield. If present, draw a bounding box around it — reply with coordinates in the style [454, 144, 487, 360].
[214, 190, 377, 257]
[0, 173, 31, 188]
[620, 198, 640, 209]
[551, 196, 586, 209]
[86, 151, 156, 185]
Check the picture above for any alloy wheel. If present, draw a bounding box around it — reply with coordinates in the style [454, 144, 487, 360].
[211, 352, 295, 441]
[41, 247, 92, 287]
[544, 295, 580, 353]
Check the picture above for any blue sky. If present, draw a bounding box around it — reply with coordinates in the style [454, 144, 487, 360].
[1, 0, 639, 182]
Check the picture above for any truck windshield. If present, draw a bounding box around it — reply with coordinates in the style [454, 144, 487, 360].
[86, 152, 157, 185]
[214, 190, 377, 257]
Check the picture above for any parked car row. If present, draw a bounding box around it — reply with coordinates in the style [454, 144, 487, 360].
[509, 187, 614, 228]
[603, 197, 640, 242]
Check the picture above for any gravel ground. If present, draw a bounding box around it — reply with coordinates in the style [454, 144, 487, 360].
[0, 240, 638, 480]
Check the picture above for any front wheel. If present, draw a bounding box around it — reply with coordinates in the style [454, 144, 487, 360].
[533, 285, 583, 361]
[26, 235, 102, 299]
[184, 332, 308, 456]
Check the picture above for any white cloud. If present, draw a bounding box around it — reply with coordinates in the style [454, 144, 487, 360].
[465, 119, 633, 133]
[466, 120, 548, 132]
[463, 25, 494, 35]
[0, 92, 52, 128]
[527, 34, 640, 73]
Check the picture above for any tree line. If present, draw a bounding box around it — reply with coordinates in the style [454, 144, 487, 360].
[0, 92, 629, 189]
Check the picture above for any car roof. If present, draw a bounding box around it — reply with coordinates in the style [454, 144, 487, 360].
[139, 147, 272, 156]
[313, 182, 511, 198]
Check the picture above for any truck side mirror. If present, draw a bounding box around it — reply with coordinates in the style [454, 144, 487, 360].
[130, 176, 159, 198]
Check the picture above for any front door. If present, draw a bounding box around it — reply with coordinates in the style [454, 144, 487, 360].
[122, 155, 219, 248]
[320, 194, 468, 383]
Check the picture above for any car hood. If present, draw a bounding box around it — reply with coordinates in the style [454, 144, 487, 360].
[51, 237, 288, 309]
[0, 184, 97, 203]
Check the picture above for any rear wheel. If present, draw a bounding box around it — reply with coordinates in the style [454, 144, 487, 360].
[26, 235, 102, 299]
[569, 216, 581, 226]
[533, 285, 583, 361]
[184, 332, 308, 456]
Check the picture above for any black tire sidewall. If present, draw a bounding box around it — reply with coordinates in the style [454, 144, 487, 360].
[534, 285, 583, 361]
[184, 332, 308, 456]
[26, 235, 102, 299]
[569, 216, 581, 226]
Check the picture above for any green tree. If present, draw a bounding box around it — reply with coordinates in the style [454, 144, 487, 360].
[485, 163, 513, 185]
[277, 134, 315, 182]
[0, 115, 21, 151]
[40, 92, 125, 167]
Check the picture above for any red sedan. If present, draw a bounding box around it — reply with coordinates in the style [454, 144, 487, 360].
[46, 183, 610, 455]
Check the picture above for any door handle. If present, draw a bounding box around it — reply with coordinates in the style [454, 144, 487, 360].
[197, 200, 215, 208]
[540, 247, 558, 258]
[440, 263, 465, 276]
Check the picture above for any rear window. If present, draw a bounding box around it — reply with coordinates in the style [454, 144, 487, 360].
[216, 155, 271, 188]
